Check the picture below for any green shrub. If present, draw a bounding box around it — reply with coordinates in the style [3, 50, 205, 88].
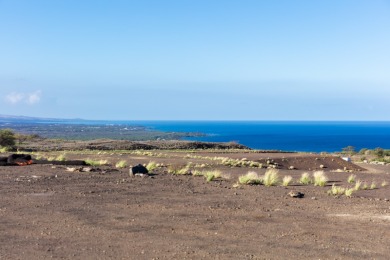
[0, 129, 16, 147]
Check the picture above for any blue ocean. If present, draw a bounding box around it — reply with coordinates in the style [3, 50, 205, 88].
[8, 118, 390, 152]
[133, 121, 390, 152]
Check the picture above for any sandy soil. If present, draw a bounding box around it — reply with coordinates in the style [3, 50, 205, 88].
[1, 150, 390, 259]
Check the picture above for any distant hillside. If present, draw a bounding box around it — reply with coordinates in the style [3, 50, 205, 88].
[0, 114, 86, 123]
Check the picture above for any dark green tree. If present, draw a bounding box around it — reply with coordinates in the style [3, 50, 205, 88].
[374, 147, 384, 158]
[0, 129, 16, 147]
[342, 146, 356, 155]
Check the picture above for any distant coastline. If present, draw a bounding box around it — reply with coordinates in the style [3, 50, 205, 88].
[1, 115, 390, 152]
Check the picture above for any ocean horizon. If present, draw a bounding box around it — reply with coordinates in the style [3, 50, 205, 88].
[2, 117, 390, 153]
[68, 120, 389, 153]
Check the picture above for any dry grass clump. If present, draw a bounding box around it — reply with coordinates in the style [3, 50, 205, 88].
[0, 147, 9, 153]
[354, 180, 362, 190]
[168, 164, 190, 175]
[347, 174, 356, 184]
[115, 160, 127, 168]
[282, 175, 293, 187]
[381, 180, 388, 187]
[56, 154, 66, 161]
[345, 188, 354, 197]
[177, 166, 191, 175]
[146, 161, 158, 172]
[238, 171, 262, 185]
[328, 184, 345, 196]
[204, 170, 222, 182]
[191, 169, 204, 176]
[263, 168, 279, 186]
[370, 182, 377, 190]
[299, 172, 312, 185]
[313, 171, 328, 187]
[85, 159, 109, 166]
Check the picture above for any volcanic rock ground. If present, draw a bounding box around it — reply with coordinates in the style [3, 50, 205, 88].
[1, 148, 390, 259]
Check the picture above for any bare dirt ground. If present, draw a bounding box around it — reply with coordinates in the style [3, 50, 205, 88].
[1, 149, 390, 259]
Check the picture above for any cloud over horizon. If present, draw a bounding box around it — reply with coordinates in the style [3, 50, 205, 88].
[5, 90, 42, 105]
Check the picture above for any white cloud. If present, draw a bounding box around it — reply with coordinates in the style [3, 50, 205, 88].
[6, 92, 24, 104]
[27, 90, 42, 104]
[5, 90, 42, 105]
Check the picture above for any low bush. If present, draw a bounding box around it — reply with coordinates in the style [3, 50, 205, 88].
[0, 129, 16, 147]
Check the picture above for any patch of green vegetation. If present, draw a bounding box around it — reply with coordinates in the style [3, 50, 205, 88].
[0, 129, 16, 148]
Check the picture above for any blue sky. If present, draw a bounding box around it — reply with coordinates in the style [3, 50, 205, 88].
[1, 0, 389, 120]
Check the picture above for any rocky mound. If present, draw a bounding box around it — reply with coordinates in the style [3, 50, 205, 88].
[18, 139, 249, 152]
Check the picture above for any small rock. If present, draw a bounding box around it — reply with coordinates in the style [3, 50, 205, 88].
[288, 191, 304, 198]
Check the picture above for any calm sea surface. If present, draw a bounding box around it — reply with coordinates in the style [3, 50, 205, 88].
[18, 120, 390, 152]
[125, 121, 390, 152]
